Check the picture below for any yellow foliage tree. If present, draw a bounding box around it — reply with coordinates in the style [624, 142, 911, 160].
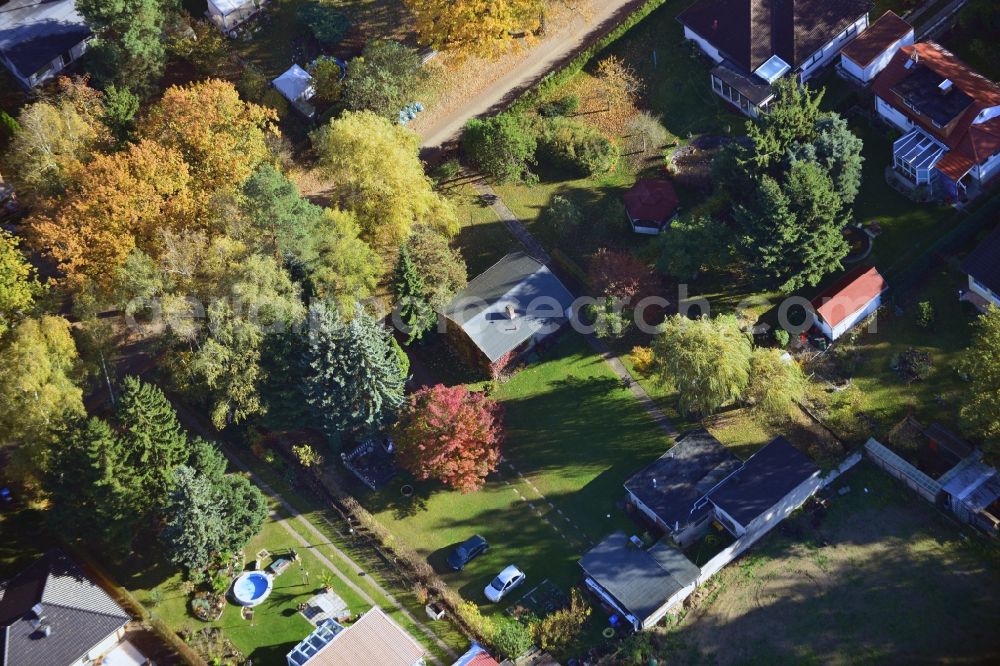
[311, 111, 457, 249]
[3, 77, 109, 201]
[140, 79, 278, 193]
[404, 0, 546, 58]
[29, 140, 197, 290]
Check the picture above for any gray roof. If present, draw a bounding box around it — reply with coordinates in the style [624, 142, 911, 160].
[711, 60, 776, 106]
[0, 0, 90, 80]
[441, 252, 574, 362]
[709, 437, 819, 527]
[579, 532, 698, 623]
[943, 460, 1000, 513]
[625, 429, 742, 532]
[0, 550, 130, 666]
[962, 224, 1000, 296]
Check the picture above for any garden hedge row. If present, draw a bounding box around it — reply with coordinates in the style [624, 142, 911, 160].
[509, 0, 670, 115]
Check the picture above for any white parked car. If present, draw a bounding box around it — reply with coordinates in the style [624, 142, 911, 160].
[484, 565, 525, 602]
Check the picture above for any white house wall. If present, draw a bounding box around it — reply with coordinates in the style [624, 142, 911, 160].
[828, 293, 882, 340]
[876, 95, 914, 132]
[976, 150, 1000, 183]
[741, 472, 823, 537]
[799, 14, 869, 81]
[641, 580, 698, 630]
[843, 30, 914, 83]
[626, 491, 666, 529]
[866, 31, 914, 81]
[841, 54, 866, 81]
[683, 26, 723, 63]
[969, 275, 1000, 308]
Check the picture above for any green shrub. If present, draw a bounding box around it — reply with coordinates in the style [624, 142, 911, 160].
[539, 118, 619, 176]
[538, 94, 580, 117]
[544, 195, 582, 241]
[492, 617, 533, 661]
[237, 64, 269, 103]
[916, 301, 934, 329]
[774, 328, 790, 348]
[462, 113, 537, 183]
[298, 3, 350, 46]
[431, 158, 462, 185]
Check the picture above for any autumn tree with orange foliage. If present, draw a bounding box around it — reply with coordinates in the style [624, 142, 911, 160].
[140, 79, 277, 194]
[30, 140, 197, 290]
[404, 0, 546, 58]
[393, 384, 503, 493]
[30, 80, 279, 291]
[587, 248, 657, 302]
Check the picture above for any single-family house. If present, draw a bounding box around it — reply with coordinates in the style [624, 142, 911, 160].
[706, 437, 822, 538]
[579, 532, 700, 632]
[873, 42, 1000, 201]
[207, 0, 265, 34]
[0, 550, 144, 666]
[960, 223, 1000, 311]
[839, 10, 913, 85]
[286, 608, 426, 666]
[677, 0, 870, 117]
[624, 430, 741, 547]
[440, 252, 575, 377]
[0, 0, 91, 89]
[623, 179, 679, 234]
[811, 265, 888, 341]
[273, 64, 317, 118]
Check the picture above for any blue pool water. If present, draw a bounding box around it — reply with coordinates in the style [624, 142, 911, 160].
[233, 572, 271, 605]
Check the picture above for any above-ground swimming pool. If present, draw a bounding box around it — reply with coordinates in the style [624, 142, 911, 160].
[231, 571, 273, 607]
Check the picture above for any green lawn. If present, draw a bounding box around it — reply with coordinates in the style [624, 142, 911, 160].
[596, 0, 733, 139]
[108, 497, 372, 665]
[849, 121, 960, 280]
[362, 333, 673, 621]
[222, 449, 472, 661]
[0, 496, 372, 666]
[819, 267, 978, 444]
[451, 183, 519, 276]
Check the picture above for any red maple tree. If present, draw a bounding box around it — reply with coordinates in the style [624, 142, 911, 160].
[587, 248, 657, 302]
[393, 384, 503, 493]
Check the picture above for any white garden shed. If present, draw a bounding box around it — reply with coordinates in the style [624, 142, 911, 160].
[207, 0, 264, 33]
[272, 64, 316, 117]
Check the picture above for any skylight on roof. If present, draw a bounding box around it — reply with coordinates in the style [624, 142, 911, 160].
[754, 55, 791, 84]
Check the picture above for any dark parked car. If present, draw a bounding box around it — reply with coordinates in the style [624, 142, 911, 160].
[446, 535, 489, 571]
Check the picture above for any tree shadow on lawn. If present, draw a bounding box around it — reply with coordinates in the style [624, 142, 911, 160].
[429, 497, 587, 604]
[666, 464, 1000, 664]
[365, 474, 431, 520]
[500, 372, 671, 481]
[249, 641, 301, 666]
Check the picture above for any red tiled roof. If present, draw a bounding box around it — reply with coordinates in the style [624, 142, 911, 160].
[873, 42, 1000, 180]
[811, 266, 888, 328]
[623, 178, 679, 224]
[468, 652, 501, 666]
[840, 11, 912, 67]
